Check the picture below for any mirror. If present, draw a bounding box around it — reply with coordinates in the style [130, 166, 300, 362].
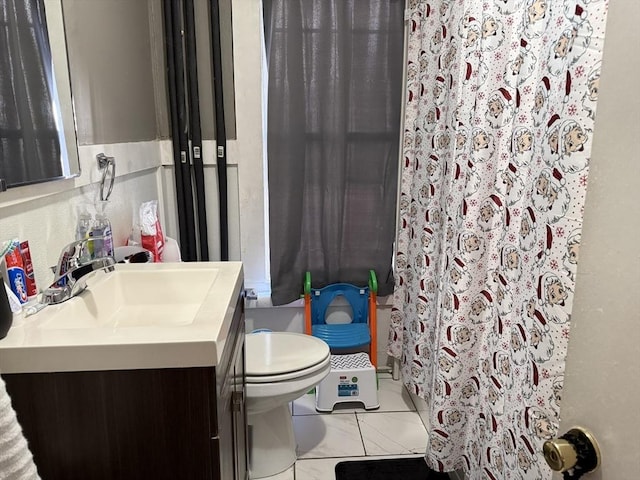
[0, 0, 80, 190]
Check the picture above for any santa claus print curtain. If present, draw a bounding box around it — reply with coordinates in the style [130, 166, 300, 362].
[388, 0, 609, 478]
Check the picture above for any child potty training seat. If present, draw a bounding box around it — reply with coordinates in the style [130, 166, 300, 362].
[304, 271, 379, 412]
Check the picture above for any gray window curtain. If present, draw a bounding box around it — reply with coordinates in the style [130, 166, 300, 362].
[0, 0, 61, 186]
[265, 0, 404, 305]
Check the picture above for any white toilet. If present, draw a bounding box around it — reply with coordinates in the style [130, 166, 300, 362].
[245, 331, 331, 479]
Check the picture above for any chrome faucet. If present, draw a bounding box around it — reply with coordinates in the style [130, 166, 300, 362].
[42, 237, 116, 305]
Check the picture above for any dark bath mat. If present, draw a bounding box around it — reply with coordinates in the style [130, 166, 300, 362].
[335, 457, 451, 480]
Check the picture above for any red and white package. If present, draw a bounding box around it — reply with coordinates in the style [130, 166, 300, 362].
[139, 200, 165, 262]
[19, 240, 38, 299]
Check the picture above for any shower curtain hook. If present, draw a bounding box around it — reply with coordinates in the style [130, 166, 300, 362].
[96, 153, 116, 201]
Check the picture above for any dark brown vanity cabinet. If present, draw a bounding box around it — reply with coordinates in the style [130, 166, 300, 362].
[3, 298, 248, 480]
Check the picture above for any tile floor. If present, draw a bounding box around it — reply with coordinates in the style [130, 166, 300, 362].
[260, 374, 431, 480]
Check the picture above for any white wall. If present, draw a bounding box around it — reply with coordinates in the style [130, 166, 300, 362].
[555, 2, 640, 478]
[0, 143, 162, 292]
[160, 0, 269, 293]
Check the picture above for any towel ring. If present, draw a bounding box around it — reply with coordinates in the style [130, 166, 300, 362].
[96, 153, 116, 201]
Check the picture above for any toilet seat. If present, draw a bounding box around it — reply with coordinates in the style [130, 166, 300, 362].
[247, 354, 331, 383]
[246, 332, 330, 383]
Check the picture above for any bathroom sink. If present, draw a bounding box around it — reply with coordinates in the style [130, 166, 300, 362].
[40, 266, 219, 330]
[0, 261, 244, 373]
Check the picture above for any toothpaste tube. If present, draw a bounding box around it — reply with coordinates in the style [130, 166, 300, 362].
[19, 240, 38, 299]
[4, 242, 28, 304]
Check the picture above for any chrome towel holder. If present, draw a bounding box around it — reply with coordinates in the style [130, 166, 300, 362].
[96, 153, 116, 201]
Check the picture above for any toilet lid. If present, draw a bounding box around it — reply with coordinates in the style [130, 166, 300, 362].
[246, 332, 330, 376]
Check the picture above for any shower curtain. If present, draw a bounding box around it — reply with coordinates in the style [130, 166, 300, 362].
[388, 1, 609, 478]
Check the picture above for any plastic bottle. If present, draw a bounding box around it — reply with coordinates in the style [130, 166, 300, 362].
[88, 221, 104, 260]
[75, 204, 93, 262]
[94, 202, 113, 258]
[98, 215, 113, 258]
[75, 205, 92, 241]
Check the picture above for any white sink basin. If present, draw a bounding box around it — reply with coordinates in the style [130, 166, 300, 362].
[40, 267, 219, 329]
[0, 261, 244, 373]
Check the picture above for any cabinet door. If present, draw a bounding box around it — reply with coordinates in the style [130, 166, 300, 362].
[215, 294, 247, 480]
[4, 368, 216, 480]
[217, 367, 235, 480]
[231, 312, 248, 480]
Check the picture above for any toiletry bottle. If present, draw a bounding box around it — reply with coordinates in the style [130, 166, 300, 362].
[75, 205, 92, 241]
[94, 202, 113, 258]
[97, 215, 113, 258]
[88, 220, 104, 260]
[76, 204, 93, 262]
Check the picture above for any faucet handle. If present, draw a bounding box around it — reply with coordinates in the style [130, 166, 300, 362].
[54, 237, 111, 276]
[42, 287, 69, 305]
[53, 240, 81, 280]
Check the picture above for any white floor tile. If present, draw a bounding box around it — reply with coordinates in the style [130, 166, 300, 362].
[407, 391, 431, 430]
[256, 464, 295, 480]
[295, 454, 427, 480]
[292, 392, 373, 415]
[357, 411, 428, 456]
[295, 458, 343, 480]
[376, 378, 417, 412]
[293, 413, 365, 459]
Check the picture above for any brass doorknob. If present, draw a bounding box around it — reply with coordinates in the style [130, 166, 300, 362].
[543, 427, 601, 475]
[543, 438, 578, 472]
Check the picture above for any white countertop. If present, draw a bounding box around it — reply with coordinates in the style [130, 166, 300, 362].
[0, 261, 243, 374]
